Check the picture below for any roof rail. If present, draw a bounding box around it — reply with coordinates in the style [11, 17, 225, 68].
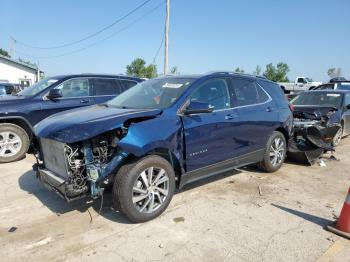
[207, 71, 232, 75]
[208, 71, 267, 79]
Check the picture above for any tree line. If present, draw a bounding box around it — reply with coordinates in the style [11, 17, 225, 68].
[127, 58, 344, 82]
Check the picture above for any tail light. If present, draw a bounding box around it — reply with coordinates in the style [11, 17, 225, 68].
[289, 103, 295, 112]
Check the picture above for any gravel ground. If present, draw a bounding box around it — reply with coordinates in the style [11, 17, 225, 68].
[0, 139, 349, 262]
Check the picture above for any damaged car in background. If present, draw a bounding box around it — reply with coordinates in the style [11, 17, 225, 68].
[288, 90, 350, 164]
[33, 72, 293, 222]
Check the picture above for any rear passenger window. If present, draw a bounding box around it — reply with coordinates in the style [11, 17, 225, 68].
[92, 79, 120, 96]
[121, 80, 138, 91]
[231, 79, 269, 107]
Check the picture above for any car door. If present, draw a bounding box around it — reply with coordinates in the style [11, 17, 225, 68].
[181, 77, 242, 172]
[343, 93, 350, 135]
[38, 77, 94, 121]
[91, 78, 122, 104]
[230, 77, 278, 155]
[295, 78, 306, 91]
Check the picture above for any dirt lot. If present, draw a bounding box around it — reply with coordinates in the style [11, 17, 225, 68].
[0, 139, 350, 262]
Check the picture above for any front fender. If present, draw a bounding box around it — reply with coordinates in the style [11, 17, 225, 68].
[118, 116, 184, 161]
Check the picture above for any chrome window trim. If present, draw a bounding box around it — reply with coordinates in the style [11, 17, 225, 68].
[178, 80, 272, 115]
[42, 76, 125, 100]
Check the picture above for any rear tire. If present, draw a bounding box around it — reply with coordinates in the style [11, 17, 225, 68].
[0, 123, 29, 163]
[113, 155, 175, 223]
[258, 131, 286, 173]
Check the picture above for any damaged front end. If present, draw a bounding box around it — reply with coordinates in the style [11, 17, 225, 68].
[34, 129, 128, 201]
[288, 107, 341, 165]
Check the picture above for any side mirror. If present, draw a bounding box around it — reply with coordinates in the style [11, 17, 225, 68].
[47, 89, 62, 100]
[346, 104, 350, 110]
[183, 101, 214, 115]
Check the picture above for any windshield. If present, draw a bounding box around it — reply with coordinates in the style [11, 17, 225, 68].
[0, 86, 6, 95]
[305, 78, 313, 82]
[337, 82, 350, 91]
[291, 92, 342, 108]
[107, 78, 195, 109]
[18, 77, 60, 96]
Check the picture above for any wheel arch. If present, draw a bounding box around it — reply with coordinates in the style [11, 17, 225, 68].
[0, 117, 34, 139]
[120, 147, 184, 189]
[275, 126, 289, 145]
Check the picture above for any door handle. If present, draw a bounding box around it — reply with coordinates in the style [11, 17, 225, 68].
[266, 107, 272, 112]
[225, 114, 235, 120]
[80, 99, 89, 104]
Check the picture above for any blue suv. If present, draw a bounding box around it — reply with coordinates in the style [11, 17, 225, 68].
[33, 72, 293, 222]
[0, 74, 142, 163]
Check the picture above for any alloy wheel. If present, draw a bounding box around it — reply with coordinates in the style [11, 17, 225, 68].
[269, 137, 285, 167]
[333, 127, 343, 146]
[132, 167, 170, 214]
[0, 131, 22, 158]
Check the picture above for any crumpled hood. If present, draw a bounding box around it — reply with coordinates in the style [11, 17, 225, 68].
[293, 106, 339, 120]
[34, 104, 162, 143]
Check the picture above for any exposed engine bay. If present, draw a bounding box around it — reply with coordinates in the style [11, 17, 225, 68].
[35, 129, 128, 201]
[288, 107, 341, 165]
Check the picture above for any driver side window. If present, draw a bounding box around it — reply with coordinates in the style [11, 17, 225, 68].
[54, 78, 90, 98]
[189, 78, 230, 111]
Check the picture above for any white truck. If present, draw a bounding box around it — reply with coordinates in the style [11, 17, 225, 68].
[279, 77, 322, 93]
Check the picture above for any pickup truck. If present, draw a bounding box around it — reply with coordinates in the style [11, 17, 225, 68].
[33, 72, 293, 222]
[279, 77, 322, 93]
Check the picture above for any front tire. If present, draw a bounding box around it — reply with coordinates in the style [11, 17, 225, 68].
[0, 123, 29, 163]
[258, 131, 286, 172]
[113, 155, 176, 223]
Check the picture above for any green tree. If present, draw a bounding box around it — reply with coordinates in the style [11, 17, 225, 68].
[327, 67, 341, 78]
[234, 67, 245, 73]
[126, 58, 157, 79]
[263, 62, 290, 82]
[19, 57, 37, 67]
[0, 48, 10, 58]
[170, 66, 179, 74]
[253, 65, 261, 76]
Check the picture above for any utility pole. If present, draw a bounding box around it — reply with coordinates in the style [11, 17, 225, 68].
[164, 0, 170, 75]
[37, 61, 40, 83]
[10, 37, 16, 58]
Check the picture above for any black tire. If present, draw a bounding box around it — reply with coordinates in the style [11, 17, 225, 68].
[113, 155, 176, 223]
[258, 131, 286, 173]
[0, 123, 29, 163]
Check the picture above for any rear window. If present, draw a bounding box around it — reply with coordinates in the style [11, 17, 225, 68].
[258, 80, 287, 106]
[337, 82, 350, 91]
[231, 78, 270, 107]
[291, 92, 342, 108]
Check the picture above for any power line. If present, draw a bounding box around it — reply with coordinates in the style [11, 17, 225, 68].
[14, 0, 153, 50]
[152, 28, 165, 64]
[16, 1, 165, 59]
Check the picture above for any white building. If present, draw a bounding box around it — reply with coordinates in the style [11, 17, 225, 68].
[0, 54, 44, 87]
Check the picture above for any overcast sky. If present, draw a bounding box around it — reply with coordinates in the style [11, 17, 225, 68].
[2, 0, 350, 81]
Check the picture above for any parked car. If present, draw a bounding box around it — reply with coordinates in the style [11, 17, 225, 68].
[312, 81, 350, 91]
[279, 77, 322, 93]
[290, 90, 350, 146]
[33, 72, 293, 222]
[329, 77, 347, 83]
[0, 83, 23, 96]
[0, 74, 143, 163]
